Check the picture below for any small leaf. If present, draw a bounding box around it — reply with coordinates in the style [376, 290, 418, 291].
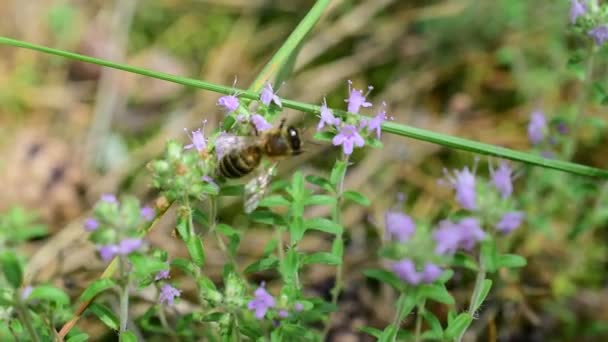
[258, 195, 290, 207]
[249, 210, 286, 225]
[330, 160, 347, 187]
[186, 236, 205, 267]
[444, 313, 472, 339]
[120, 330, 137, 342]
[28, 285, 70, 306]
[363, 269, 402, 290]
[496, 254, 527, 269]
[303, 217, 342, 235]
[301, 252, 341, 265]
[244, 256, 279, 273]
[452, 253, 479, 271]
[480, 239, 498, 273]
[305, 175, 333, 191]
[290, 216, 305, 243]
[359, 326, 383, 339]
[0, 251, 23, 288]
[303, 195, 336, 206]
[342, 190, 370, 206]
[66, 332, 89, 342]
[313, 131, 334, 142]
[88, 303, 119, 331]
[423, 311, 444, 336]
[418, 284, 455, 305]
[471, 279, 492, 313]
[80, 278, 117, 302]
[170, 258, 197, 276]
[219, 184, 244, 196]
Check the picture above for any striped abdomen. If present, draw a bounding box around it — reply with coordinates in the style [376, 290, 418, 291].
[218, 146, 262, 178]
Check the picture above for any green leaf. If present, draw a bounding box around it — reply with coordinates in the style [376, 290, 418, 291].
[301, 252, 341, 265]
[359, 326, 383, 339]
[128, 254, 168, 280]
[3, 35, 608, 178]
[249, 210, 286, 226]
[303, 217, 342, 235]
[186, 236, 205, 267]
[418, 284, 455, 305]
[312, 131, 334, 142]
[471, 279, 493, 313]
[290, 216, 305, 243]
[330, 160, 347, 186]
[452, 253, 479, 271]
[28, 285, 70, 305]
[305, 175, 333, 191]
[120, 330, 137, 342]
[66, 332, 89, 342]
[423, 311, 444, 337]
[496, 254, 527, 269]
[480, 239, 498, 273]
[216, 224, 241, 257]
[244, 256, 279, 273]
[175, 216, 190, 241]
[342, 190, 370, 206]
[219, 184, 244, 196]
[443, 313, 472, 340]
[170, 258, 197, 276]
[0, 251, 23, 288]
[88, 303, 119, 331]
[281, 249, 299, 285]
[303, 195, 336, 206]
[363, 269, 402, 290]
[288, 171, 305, 202]
[79, 278, 117, 302]
[258, 195, 290, 208]
[378, 326, 397, 342]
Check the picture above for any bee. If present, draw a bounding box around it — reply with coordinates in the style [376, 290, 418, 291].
[215, 119, 302, 212]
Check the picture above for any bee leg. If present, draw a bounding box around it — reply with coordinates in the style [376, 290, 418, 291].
[279, 118, 286, 129]
[249, 121, 260, 137]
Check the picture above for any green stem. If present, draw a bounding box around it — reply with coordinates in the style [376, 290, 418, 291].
[119, 257, 131, 333]
[248, 0, 332, 92]
[415, 300, 426, 342]
[14, 295, 40, 342]
[0, 37, 606, 177]
[457, 260, 486, 342]
[390, 292, 406, 342]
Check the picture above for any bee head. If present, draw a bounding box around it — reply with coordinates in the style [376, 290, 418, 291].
[286, 126, 302, 155]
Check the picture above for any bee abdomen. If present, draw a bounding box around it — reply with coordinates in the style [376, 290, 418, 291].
[218, 147, 261, 178]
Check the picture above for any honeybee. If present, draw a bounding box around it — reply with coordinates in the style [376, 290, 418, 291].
[215, 119, 302, 213]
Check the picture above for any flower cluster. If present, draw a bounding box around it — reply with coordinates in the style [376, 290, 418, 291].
[316, 81, 389, 156]
[246, 283, 305, 320]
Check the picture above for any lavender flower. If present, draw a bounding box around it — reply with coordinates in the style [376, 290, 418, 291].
[84, 218, 99, 232]
[385, 211, 415, 243]
[332, 124, 365, 155]
[457, 217, 485, 250]
[140, 207, 155, 222]
[570, 0, 587, 24]
[251, 114, 272, 132]
[294, 302, 304, 312]
[588, 25, 608, 46]
[496, 211, 525, 234]
[490, 162, 513, 199]
[260, 82, 282, 107]
[98, 245, 119, 262]
[248, 285, 275, 319]
[21, 286, 33, 301]
[202, 175, 220, 193]
[527, 110, 547, 145]
[118, 238, 143, 255]
[159, 284, 181, 306]
[217, 95, 239, 113]
[317, 98, 341, 131]
[278, 310, 289, 318]
[392, 258, 422, 285]
[101, 194, 118, 204]
[345, 80, 373, 113]
[443, 166, 477, 210]
[433, 220, 462, 255]
[364, 104, 387, 139]
[184, 127, 207, 152]
[155, 269, 170, 281]
[421, 263, 443, 283]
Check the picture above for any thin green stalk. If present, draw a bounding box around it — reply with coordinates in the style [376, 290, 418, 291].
[415, 300, 426, 342]
[457, 261, 486, 342]
[248, 0, 332, 91]
[390, 292, 406, 342]
[1, 37, 607, 178]
[119, 257, 131, 333]
[14, 296, 40, 342]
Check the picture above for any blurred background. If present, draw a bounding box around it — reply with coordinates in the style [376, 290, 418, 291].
[1, 0, 608, 341]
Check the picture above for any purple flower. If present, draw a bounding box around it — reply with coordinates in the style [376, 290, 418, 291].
[278, 310, 289, 318]
[184, 127, 207, 152]
[345, 80, 373, 113]
[159, 284, 181, 306]
[21, 286, 33, 301]
[364, 104, 387, 139]
[421, 263, 443, 283]
[317, 98, 341, 131]
[457, 217, 485, 250]
[202, 175, 220, 193]
[118, 238, 143, 255]
[155, 269, 170, 281]
[294, 302, 304, 312]
[98, 245, 119, 262]
[251, 114, 272, 132]
[392, 258, 422, 285]
[140, 207, 155, 222]
[490, 162, 513, 199]
[433, 220, 463, 255]
[588, 25, 608, 46]
[248, 285, 275, 319]
[496, 211, 525, 234]
[570, 0, 587, 24]
[217, 95, 239, 113]
[385, 211, 415, 243]
[527, 110, 547, 145]
[443, 166, 477, 210]
[84, 218, 99, 232]
[101, 194, 117, 204]
[332, 124, 365, 155]
[260, 82, 282, 107]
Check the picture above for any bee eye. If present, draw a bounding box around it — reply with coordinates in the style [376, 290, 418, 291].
[287, 126, 301, 150]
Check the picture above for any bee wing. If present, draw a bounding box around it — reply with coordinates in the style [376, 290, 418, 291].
[214, 133, 256, 159]
[244, 163, 278, 214]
